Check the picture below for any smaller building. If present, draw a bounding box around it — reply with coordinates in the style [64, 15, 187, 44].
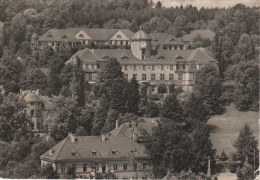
[149, 33, 185, 50]
[40, 133, 150, 179]
[21, 89, 52, 131]
[182, 29, 215, 47]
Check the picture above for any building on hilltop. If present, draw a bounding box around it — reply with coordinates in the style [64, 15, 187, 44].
[182, 29, 216, 47]
[31, 28, 134, 51]
[40, 133, 150, 179]
[149, 33, 185, 50]
[66, 27, 217, 95]
[20, 89, 52, 131]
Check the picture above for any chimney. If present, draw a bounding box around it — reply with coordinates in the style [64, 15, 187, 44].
[20, 89, 22, 94]
[102, 134, 105, 142]
[68, 132, 72, 137]
[71, 134, 76, 142]
[36, 89, 40, 96]
[116, 120, 119, 130]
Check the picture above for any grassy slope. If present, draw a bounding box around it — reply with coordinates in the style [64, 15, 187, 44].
[207, 103, 259, 158]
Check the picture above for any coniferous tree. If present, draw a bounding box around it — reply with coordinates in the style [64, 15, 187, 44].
[125, 77, 140, 115]
[220, 149, 229, 161]
[233, 123, 259, 169]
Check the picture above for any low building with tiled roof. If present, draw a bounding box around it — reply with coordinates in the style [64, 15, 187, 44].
[149, 33, 185, 50]
[108, 120, 156, 144]
[20, 89, 52, 131]
[182, 29, 216, 47]
[40, 133, 150, 179]
[32, 28, 134, 51]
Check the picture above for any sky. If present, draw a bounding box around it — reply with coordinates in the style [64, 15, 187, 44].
[162, 0, 259, 9]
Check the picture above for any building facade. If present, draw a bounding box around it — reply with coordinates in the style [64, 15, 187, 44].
[31, 28, 134, 51]
[40, 134, 150, 179]
[21, 89, 51, 131]
[66, 27, 217, 95]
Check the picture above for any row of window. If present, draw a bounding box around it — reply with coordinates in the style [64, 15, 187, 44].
[61, 163, 148, 173]
[30, 103, 41, 106]
[123, 65, 174, 71]
[124, 74, 185, 81]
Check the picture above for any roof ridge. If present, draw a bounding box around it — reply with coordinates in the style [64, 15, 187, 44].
[187, 49, 199, 61]
[198, 49, 216, 61]
[53, 137, 68, 160]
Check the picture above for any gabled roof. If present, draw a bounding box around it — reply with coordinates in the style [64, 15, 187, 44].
[40, 135, 148, 162]
[66, 48, 216, 65]
[149, 33, 184, 46]
[182, 29, 216, 42]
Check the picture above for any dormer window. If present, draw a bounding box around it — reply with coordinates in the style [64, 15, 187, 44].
[79, 34, 84, 38]
[62, 35, 67, 38]
[130, 149, 138, 154]
[157, 56, 165, 59]
[121, 55, 129, 59]
[111, 149, 119, 155]
[90, 149, 99, 156]
[175, 53, 183, 59]
[153, 38, 158, 42]
[92, 152, 97, 155]
[170, 38, 175, 41]
[117, 35, 122, 38]
[102, 55, 110, 59]
[71, 151, 78, 156]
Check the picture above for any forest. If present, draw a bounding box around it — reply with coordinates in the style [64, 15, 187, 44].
[0, 0, 259, 179]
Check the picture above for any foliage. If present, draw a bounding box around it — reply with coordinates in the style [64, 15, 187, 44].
[0, 93, 32, 142]
[118, 113, 138, 125]
[160, 93, 184, 122]
[157, 83, 167, 94]
[145, 120, 194, 178]
[233, 62, 259, 111]
[101, 109, 119, 134]
[75, 126, 87, 136]
[168, 84, 175, 94]
[236, 160, 256, 180]
[219, 149, 229, 161]
[194, 63, 222, 114]
[124, 77, 140, 114]
[233, 123, 259, 168]
[146, 102, 160, 117]
[149, 93, 160, 101]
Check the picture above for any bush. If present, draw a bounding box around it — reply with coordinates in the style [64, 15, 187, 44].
[146, 103, 160, 117]
[149, 94, 160, 100]
[230, 165, 237, 173]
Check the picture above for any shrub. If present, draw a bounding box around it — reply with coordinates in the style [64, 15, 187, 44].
[146, 103, 160, 117]
[149, 94, 160, 100]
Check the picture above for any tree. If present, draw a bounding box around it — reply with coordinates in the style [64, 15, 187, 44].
[155, 1, 162, 9]
[145, 121, 194, 178]
[124, 77, 140, 114]
[233, 62, 259, 111]
[146, 102, 160, 117]
[233, 123, 259, 168]
[220, 149, 229, 161]
[236, 160, 256, 180]
[157, 83, 167, 94]
[192, 123, 216, 174]
[194, 63, 222, 114]
[160, 93, 184, 122]
[75, 126, 87, 136]
[0, 93, 32, 142]
[101, 109, 119, 134]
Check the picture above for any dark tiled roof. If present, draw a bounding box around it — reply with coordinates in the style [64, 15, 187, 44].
[149, 33, 184, 46]
[182, 29, 216, 42]
[38, 28, 134, 42]
[40, 135, 148, 162]
[66, 48, 216, 65]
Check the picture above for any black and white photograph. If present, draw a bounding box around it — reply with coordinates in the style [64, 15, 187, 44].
[0, 0, 259, 179]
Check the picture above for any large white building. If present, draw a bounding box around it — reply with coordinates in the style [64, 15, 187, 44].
[66, 27, 217, 96]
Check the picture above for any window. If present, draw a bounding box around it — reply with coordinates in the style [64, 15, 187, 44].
[92, 152, 97, 155]
[38, 110, 40, 113]
[38, 103, 40, 106]
[151, 74, 155, 80]
[79, 34, 84, 38]
[124, 65, 127, 70]
[117, 35, 122, 38]
[142, 49, 145, 60]
[112, 150, 117, 155]
[121, 41, 123, 45]
[143, 65, 146, 70]
[126, 41, 128, 45]
[134, 65, 136, 70]
[115, 41, 117, 45]
[180, 46, 183, 49]
[114, 164, 118, 171]
[61, 164, 66, 173]
[192, 73, 195, 80]
[72, 164, 77, 172]
[83, 164, 87, 172]
[142, 74, 146, 80]
[31, 110, 34, 116]
[24, 109, 27, 114]
[71, 152, 77, 156]
[161, 65, 164, 70]
[124, 74, 128, 79]
[178, 74, 183, 80]
[152, 65, 155, 70]
[123, 164, 128, 170]
[160, 74, 164, 80]
[133, 74, 137, 79]
[102, 163, 106, 173]
[57, 43, 61, 47]
[169, 74, 174, 80]
[170, 65, 173, 70]
[31, 103, 34, 106]
[83, 40, 85, 44]
[89, 74, 92, 81]
[143, 163, 148, 170]
[96, 165, 99, 172]
[52, 42, 54, 46]
[133, 163, 137, 170]
[92, 64, 95, 69]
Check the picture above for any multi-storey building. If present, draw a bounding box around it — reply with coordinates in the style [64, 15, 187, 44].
[66, 27, 217, 95]
[40, 133, 150, 179]
[31, 28, 134, 51]
[182, 29, 216, 47]
[21, 89, 52, 131]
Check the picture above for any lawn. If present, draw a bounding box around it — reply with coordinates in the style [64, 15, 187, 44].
[207, 103, 259, 158]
